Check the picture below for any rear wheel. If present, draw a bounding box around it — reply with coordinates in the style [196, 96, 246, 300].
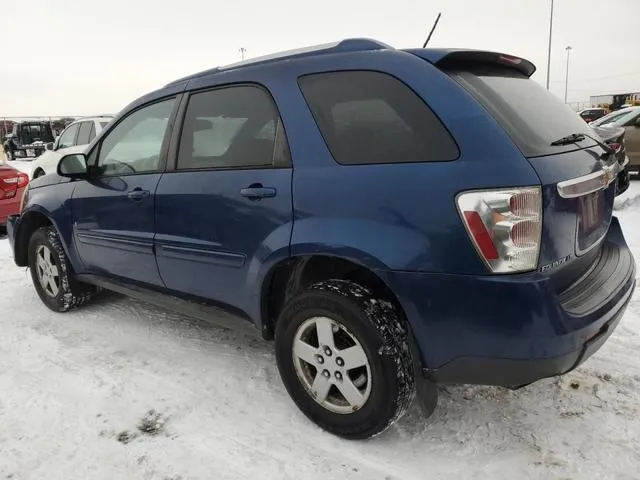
[28, 226, 95, 312]
[275, 279, 420, 439]
[33, 169, 45, 179]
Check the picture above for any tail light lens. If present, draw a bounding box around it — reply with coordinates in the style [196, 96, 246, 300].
[0, 172, 29, 199]
[456, 187, 542, 273]
[607, 142, 622, 154]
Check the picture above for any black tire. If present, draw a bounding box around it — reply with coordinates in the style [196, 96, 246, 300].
[28, 226, 95, 312]
[275, 279, 420, 439]
[33, 169, 45, 179]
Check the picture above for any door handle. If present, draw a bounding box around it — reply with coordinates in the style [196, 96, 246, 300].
[240, 184, 276, 200]
[127, 189, 150, 201]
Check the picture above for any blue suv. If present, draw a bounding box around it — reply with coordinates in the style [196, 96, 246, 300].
[6, 39, 635, 439]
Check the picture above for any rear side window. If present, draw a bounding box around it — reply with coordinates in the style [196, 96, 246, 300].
[298, 71, 459, 165]
[88, 122, 96, 142]
[76, 121, 93, 145]
[178, 85, 288, 170]
[447, 66, 597, 157]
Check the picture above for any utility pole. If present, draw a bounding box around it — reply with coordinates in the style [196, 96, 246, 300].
[546, 0, 554, 90]
[239, 48, 246, 61]
[564, 46, 572, 103]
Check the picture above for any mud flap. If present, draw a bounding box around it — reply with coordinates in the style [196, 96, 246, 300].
[406, 324, 438, 418]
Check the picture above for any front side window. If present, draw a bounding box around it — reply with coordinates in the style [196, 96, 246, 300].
[298, 71, 459, 165]
[178, 85, 282, 170]
[58, 123, 80, 149]
[97, 99, 175, 176]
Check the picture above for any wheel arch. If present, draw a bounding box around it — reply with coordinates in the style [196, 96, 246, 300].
[14, 208, 79, 272]
[260, 253, 405, 341]
[32, 167, 46, 178]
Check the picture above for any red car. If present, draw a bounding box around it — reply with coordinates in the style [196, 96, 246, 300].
[0, 164, 29, 230]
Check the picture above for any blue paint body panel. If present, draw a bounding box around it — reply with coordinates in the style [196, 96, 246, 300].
[7, 39, 635, 383]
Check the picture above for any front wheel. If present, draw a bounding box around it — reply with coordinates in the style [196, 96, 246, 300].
[28, 226, 95, 312]
[275, 279, 422, 439]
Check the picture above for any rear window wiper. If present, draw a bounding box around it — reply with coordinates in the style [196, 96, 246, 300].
[550, 133, 586, 146]
[550, 132, 615, 155]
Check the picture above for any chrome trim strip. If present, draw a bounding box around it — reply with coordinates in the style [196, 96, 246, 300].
[557, 161, 621, 199]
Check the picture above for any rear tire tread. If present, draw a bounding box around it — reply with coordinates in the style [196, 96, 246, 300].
[276, 279, 417, 439]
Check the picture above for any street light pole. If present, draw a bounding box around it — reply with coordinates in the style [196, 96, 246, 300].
[546, 0, 554, 90]
[239, 48, 246, 61]
[564, 46, 572, 103]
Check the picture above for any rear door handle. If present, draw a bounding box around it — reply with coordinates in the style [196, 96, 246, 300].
[127, 189, 150, 201]
[240, 184, 276, 200]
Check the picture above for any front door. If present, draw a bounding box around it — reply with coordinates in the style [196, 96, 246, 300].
[71, 98, 177, 286]
[154, 85, 293, 312]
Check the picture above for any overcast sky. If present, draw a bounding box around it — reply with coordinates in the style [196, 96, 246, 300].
[2, 0, 638, 117]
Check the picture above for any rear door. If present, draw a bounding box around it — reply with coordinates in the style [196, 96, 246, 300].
[622, 111, 640, 165]
[71, 98, 177, 286]
[437, 55, 619, 290]
[154, 84, 293, 311]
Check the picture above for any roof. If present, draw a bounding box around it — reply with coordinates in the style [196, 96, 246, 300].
[164, 38, 393, 87]
[164, 40, 537, 88]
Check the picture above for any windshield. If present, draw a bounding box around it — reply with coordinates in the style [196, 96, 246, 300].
[448, 67, 596, 157]
[591, 108, 635, 126]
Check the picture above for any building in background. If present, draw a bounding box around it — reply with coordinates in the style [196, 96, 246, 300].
[590, 92, 640, 111]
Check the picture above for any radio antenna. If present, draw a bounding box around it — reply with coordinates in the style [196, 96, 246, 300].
[423, 12, 442, 48]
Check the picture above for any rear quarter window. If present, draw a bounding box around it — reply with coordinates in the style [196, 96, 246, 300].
[298, 71, 459, 165]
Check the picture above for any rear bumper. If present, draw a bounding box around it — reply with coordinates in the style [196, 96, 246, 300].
[0, 198, 21, 226]
[14, 146, 46, 159]
[424, 288, 629, 387]
[379, 216, 635, 387]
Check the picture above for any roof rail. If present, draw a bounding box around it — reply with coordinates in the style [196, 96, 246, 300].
[164, 38, 392, 87]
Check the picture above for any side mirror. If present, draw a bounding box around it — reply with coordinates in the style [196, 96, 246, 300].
[45, 142, 54, 151]
[57, 153, 88, 178]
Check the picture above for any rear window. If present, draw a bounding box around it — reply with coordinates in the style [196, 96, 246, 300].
[447, 66, 596, 158]
[298, 71, 459, 165]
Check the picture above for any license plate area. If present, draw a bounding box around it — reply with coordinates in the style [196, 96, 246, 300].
[576, 188, 613, 254]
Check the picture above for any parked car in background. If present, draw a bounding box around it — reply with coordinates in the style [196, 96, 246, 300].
[590, 106, 637, 128]
[5, 39, 636, 439]
[2, 121, 55, 160]
[0, 163, 28, 230]
[593, 125, 630, 194]
[578, 107, 608, 123]
[595, 107, 640, 175]
[30, 116, 113, 178]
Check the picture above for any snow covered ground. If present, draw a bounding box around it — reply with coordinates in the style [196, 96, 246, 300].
[1, 163, 640, 479]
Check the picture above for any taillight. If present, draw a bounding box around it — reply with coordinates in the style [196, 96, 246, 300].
[17, 172, 29, 188]
[607, 142, 622, 154]
[456, 187, 542, 273]
[0, 173, 29, 199]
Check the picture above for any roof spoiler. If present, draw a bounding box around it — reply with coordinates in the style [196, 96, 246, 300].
[406, 49, 536, 78]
